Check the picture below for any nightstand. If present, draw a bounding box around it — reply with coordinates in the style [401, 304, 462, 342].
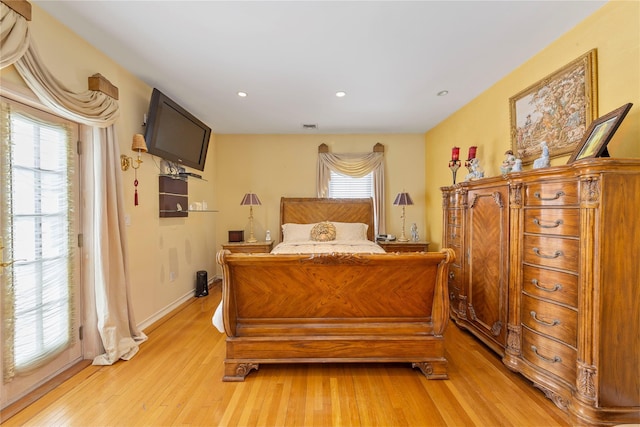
[378, 241, 430, 253]
[221, 241, 274, 253]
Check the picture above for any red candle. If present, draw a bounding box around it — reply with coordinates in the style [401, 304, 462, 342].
[468, 146, 477, 160]
[451, 147, 460, 161]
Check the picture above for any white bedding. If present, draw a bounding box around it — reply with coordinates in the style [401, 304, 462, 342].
[271, 239, 385, 254]
[212, 239, 386, 332]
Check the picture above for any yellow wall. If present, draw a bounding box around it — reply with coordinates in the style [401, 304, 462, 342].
[214, 134, 427, 253]
[1, 4, 219, 328]
[425, 0, 640, 250]
[2, 1, 638, 328]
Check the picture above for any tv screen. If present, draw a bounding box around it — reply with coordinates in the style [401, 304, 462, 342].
[144, 88, 211, 171]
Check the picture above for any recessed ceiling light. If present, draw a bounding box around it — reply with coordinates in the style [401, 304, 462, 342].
[237, 91, 248, 97]
[336, 91, 346, 98]
[437, 90, 449, 97]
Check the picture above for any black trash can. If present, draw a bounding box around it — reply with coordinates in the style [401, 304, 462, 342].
[195, 270, 208, 297]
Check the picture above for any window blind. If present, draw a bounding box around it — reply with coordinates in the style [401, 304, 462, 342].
[328, 171, 373, 198]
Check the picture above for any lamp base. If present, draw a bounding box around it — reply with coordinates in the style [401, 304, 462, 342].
[246, 237, 258, 243]
[396, 237, 409, 242]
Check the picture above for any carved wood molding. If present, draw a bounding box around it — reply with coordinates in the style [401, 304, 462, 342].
[492, 191, 504, 208]
[491, 321, 502, 337]
[506, 324, 521, 354]
[468, 304, 477, 321]
[459, 188, 468, 208]
[534, 383, 570, 410]
[441, 192, 449, 209]
[235, 363, 259, 379]
[301, 253, 371, 265]
[88, 73, 119, 100]
[580, 176, 600, 207]
[509, 183, 522, 207]
[458, 296, 467, 319]
[2, 0, 31, 20]
[412, 362, 433, 377]
[576, 362, 597, 402]
[469, 193, 480, 208]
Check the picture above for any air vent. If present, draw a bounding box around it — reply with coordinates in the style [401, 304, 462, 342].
[302, 123, 318, 130]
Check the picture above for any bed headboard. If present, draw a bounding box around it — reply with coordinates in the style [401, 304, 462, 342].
[280, 197, 375, 241]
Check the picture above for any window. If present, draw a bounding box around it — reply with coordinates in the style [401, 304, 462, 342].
[328, 170, 373, 199]
[1, 98, 82, 406]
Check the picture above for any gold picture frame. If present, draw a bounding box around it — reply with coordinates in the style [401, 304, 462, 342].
[567, 103, 632, 164]
[510, 49, 598, 164]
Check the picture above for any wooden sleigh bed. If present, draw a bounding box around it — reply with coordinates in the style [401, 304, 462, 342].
[216, 197, 454, 381]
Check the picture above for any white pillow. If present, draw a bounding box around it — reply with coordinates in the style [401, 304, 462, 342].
[281, 223, 317, 242]
[332, 222, 369, 241]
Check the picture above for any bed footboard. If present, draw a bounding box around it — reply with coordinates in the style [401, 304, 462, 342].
[217, 249, 454, 381]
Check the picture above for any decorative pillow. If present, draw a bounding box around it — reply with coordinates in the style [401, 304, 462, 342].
[333, 222, 369, 241]
[282, 223, 316, 242]
[310, 221, 337, 242]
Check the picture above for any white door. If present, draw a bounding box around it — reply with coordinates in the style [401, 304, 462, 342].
[1, 98, 83, 409]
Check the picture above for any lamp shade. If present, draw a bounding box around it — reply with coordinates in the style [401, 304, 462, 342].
[131, 134, 148, 153]
[240, 193, 261, 206]
[393, 192, 414, 206]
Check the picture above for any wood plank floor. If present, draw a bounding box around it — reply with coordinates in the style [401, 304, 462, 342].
[4, 284, 571, 426]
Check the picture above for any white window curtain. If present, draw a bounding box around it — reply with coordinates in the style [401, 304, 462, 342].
[1, 3, 146, 365]
[317, 144, 386, 234]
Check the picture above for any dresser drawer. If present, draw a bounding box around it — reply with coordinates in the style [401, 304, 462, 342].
[522, 328, 577, 384]
[525, 181, 578, 206]
[448, 264, 462, 288]
[447, 210, 461, 226]
[523, 235, 579, 271]
[524, 208, 579, 237]
[522, 265, 578, 308]
[521, 294, 577, 347]
[447, 224, 462, 245]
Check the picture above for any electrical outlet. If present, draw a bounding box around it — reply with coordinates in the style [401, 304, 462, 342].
[169, 272, 175, 282]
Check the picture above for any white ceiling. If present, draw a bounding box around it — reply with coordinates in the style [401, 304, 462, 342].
[34, 1, 606, 134]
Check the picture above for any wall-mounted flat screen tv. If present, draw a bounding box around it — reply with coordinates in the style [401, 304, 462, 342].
[144, 88, 211, 171]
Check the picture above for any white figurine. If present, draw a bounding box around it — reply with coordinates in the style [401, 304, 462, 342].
[533, 141, 550, 169]
[465, 158, 484, 181]
[500, 150, 516, 174]
[411, 223, 419, 242]
[511, 158, 523, 172]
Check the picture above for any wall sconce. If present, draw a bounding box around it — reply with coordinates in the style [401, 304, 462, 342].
[240, 192, 261, 243]
[121, 133, 148, 171]
[393, 191, 414, 242]
[121, 134, 148, 205]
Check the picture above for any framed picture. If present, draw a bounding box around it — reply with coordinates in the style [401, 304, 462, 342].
[510, 49, 597, 164]
[567, 103, 633, 164]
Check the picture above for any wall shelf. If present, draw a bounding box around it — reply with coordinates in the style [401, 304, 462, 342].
[159, 175, 215, 217]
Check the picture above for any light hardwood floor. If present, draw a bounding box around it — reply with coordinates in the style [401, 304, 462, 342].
[4, 284, 571, 426]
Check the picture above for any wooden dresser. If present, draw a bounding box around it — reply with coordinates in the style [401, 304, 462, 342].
[442, 159, 640, 425]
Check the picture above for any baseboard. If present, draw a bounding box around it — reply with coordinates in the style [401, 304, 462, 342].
[137, 277, 221, 334]
[137, 290, 196, 332]
[0, 360, 92, 422]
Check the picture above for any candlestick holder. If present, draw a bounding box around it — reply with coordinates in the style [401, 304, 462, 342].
[448, 159, 461, 184]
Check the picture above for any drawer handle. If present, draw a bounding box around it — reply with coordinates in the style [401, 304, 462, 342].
[533, 248, 563, 259]
[534, 191, 565, 201]
[533, 218, 563, 229]
[530, 310, 560, 327]
[450, 233, 457, 240]
[531, 279, 562, 292]
[531, 345, 561, 364]
[449, 271, 455, 280]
